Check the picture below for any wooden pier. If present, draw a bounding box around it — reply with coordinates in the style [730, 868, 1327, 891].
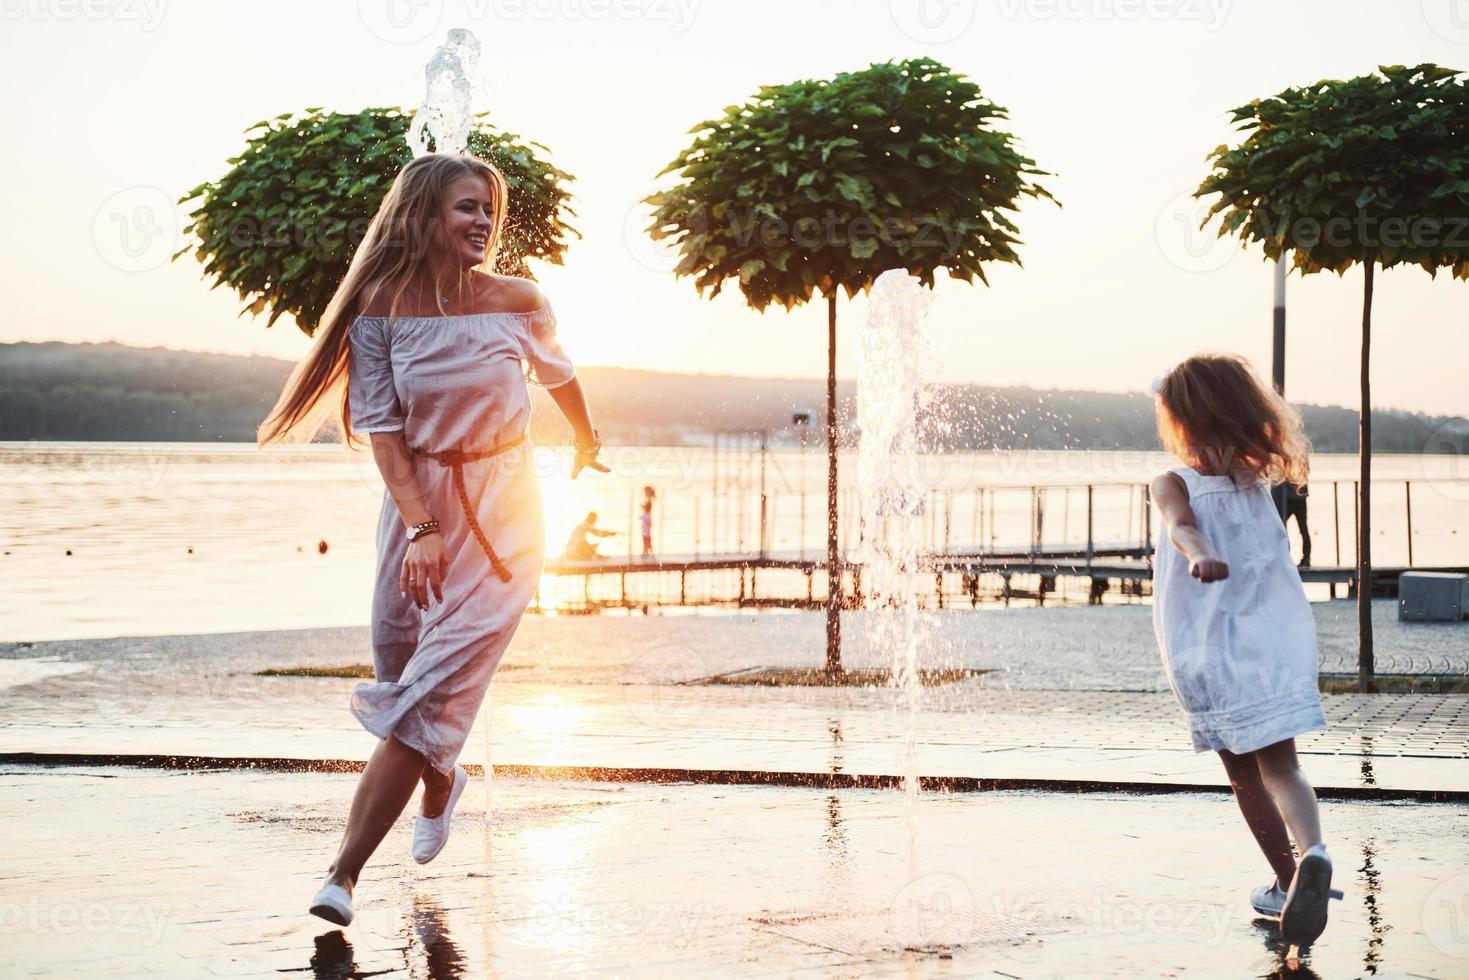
[538, 473, 1467, 613]
[539, 544, 1469, 614]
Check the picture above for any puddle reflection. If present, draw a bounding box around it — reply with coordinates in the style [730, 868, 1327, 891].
[412, 895, 467, 979]
[307, 929, 376, 980]
[1358, 837, 1386, 974]
[1251, 919, 1323, 980]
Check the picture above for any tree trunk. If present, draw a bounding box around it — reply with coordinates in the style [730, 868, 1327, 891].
[1357, 261, 1375, 693]
[825, 291, 842, 675]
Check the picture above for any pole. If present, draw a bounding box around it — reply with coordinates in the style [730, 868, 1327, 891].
[825, 291, 841, 674]
[1405, 481, 1414, 568]
[1085, 484, 1094, 572]
[712, 432, 719, 555]
[1358, 262, 1375, 692]
[1271, 259, 1290, 520]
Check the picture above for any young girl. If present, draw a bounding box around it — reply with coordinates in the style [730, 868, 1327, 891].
[1150, 354, 1340, 948]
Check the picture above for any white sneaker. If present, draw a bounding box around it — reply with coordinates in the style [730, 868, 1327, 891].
[1280, 844, 1335, 946]
[412, 765, 468, 865]
[309, 882, 354, 926]
[1251, 881, 1287, 917]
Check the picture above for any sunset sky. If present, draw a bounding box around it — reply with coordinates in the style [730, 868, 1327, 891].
[3, 0, 1467, 415]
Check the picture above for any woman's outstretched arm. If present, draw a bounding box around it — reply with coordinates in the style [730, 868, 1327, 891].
[547, 378, 609, 478]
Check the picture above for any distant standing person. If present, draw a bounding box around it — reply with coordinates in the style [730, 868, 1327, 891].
[257, 153, 608, 928]
[640, 486, 656, 558]
[1282, 477, 1311, 568]
[1149, 355, 1340, 949]
[563, 511, 618, 560]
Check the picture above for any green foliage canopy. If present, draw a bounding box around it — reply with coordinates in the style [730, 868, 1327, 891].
[178, 107, 578, 336]
[645, 57, 1055, 310]
[1197, 64, 1469, 278]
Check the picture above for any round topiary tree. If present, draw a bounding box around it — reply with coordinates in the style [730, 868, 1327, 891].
[646, 56, 1054, 673]
[177, 106, 578, 335]
[1196, 63, 1469, 691]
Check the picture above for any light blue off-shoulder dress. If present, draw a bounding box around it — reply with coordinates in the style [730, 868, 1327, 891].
[345, 302, 575, 774]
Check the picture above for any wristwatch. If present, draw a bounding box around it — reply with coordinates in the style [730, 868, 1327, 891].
[406, 519, 440, 542]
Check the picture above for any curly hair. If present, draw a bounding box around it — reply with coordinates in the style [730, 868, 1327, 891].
[1155, 353, 1311, 486]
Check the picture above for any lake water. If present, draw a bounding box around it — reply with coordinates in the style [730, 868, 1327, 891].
[2, 442, 1465, 641]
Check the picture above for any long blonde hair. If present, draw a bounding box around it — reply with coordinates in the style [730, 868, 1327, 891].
[1155, 353, 1311, 486]
[257, 153, 510, 447]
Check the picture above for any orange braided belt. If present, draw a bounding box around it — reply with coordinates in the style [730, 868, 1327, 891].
[409, 432, 528, 583]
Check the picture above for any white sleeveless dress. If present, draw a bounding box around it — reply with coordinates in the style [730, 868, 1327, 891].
[1151, 466, 1326, 754]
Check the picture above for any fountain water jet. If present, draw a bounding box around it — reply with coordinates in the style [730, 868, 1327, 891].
[406, 28, 482, 157]
[857, 269, 936, 946]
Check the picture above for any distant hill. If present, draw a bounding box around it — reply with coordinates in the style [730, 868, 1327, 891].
[0, 341, 1461, 453]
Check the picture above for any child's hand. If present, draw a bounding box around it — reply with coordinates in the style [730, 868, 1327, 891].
[1190, 558, 1229, 582]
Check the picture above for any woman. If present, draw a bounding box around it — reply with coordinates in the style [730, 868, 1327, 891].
[258, 152, 606, 926]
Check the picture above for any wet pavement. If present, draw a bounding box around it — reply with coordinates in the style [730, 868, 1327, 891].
[2, 601, 1468, 976]
[2, 602, 1466, 797]
[2, 765, 1466, 978]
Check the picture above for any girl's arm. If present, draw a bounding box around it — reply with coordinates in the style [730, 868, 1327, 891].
[1151, 473, 1229, 582]
[547, 378, 610, 479]
[369, 430, 447, 610]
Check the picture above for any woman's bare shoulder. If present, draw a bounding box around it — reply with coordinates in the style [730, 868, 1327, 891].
[478, 273, 546, 314]
[357, 281, 394, 317]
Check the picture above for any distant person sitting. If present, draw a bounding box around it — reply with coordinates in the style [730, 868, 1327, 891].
[563, 511, 618, 560]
